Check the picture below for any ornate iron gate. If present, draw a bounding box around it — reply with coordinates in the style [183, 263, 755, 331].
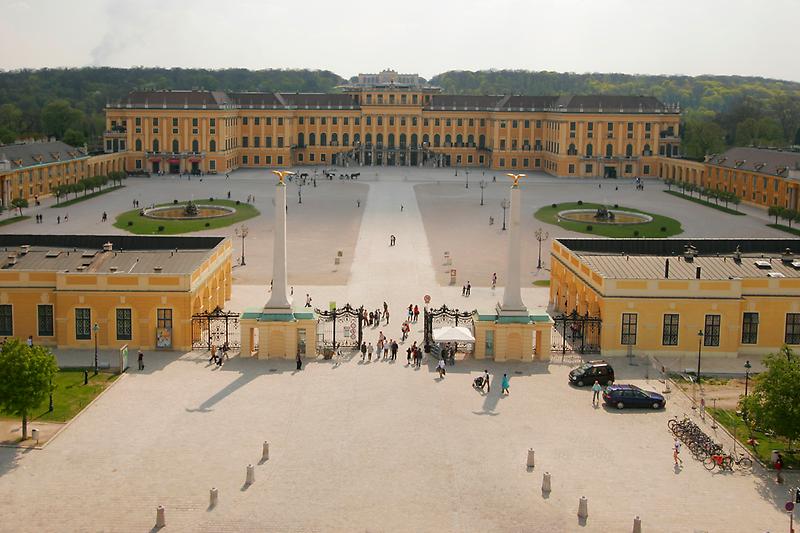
[191, 307, 241, 351]
[552, 310, 601, 355]
[423, 305, 475, 349]
[315, 304, 363, 352]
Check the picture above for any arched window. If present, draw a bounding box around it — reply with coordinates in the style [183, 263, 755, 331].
[410, 134, 418, 148]
[152, 139, 159, 152]
[135, 139, 142, 151]
[387, 133, 395, 148]
[586, 144, 593, 157]
[365, 133, 372, 146]
[568, 143, 577, 155]
[643, 143, 651, 156]
[320, 133, 327, 146]
[192, 139, 199, 152]
[444, 134, 452, 146]
[605, 144, 613, 158]
[422, 134, 429, 146]
[209, 139, 216, 152]
[172, 139, 179, 153]
[625, 144, 633, 157]
[456, 134, 463, 147]
[353, 133, 360, 145]
[399, 133, 407, 148]
[376, 133, 383, 146]
[297, 133, 304, 147]
[467, 134, 474, 147]
[331, 133, 338, 146]
[342, 133, 349, 146]
[434, 134, 441, 147]
[309, 133, 316, 146]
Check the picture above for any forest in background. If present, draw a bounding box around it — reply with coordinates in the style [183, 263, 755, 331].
[0, 67, 798, 159]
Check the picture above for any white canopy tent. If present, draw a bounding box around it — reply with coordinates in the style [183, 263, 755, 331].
[432, 326, 475, 343]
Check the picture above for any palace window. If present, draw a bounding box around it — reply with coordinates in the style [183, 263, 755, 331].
[621, 313, 638, 345]
[704, 315, 721, 346]
[116, 309, 132, 341]
[786, 313, 800, 344]
[277, 118, 283, 126]
[157, 309, 173, 330]
[662, 314, 679, 346]
[458, 119, 463, 127]
[38, 304, 54, 337]
[0, 305, 12, 336]
[741, 313, 759, 345]
[75, 308, 91, 340]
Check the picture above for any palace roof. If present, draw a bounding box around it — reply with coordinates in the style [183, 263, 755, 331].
[706, 147, 800, 179]
[0, 141, 85, 170]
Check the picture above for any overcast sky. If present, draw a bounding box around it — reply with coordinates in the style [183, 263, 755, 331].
[1, 0, 798, 82]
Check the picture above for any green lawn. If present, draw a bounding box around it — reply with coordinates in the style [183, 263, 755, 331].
[767, 223, 800, 236]
[532, 280, 550, 287]
[113, 199, 260, 235]
[0, 215, 31, 227]
[709, 408, 800, 469]
[0, 369, 118, 424]
[534, 202, 683, 238]
[663, 190, 745, 215]
[52, 185, 125, 208]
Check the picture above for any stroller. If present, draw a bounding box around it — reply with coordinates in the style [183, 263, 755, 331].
[473, 376, 485, 389]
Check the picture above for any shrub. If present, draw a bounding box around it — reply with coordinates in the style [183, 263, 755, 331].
[127, 221, 133, 226]
[205, 222, 211, 227]
[633, 230, 640, 237]
[577, 200, 583, 205]
[236, 200, 241, 205]
[586, 225, 593, 231]
[173, 199, 178, 204]
[158, 225, 165, 232]
[613, 204, 619, 208]
[551, 203, 557, 208]
[209, 197, 214, 202]
[660, 226, 667, 232]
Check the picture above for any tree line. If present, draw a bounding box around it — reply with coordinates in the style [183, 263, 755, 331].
[0, 68, 798, 159]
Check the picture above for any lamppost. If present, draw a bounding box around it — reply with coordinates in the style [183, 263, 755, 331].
[465, 169, 470, 189]
[48, 376, 53, 412]
[535, 228, 549, 269]
[479, 180, 486, 206]
[744, 360, 752, 397]
[298, 182, 303, 204]
[696, 329, 704, 383]
[93, 323, 100, 375]
[235, 224, 249, 266]
[501, 198, 510, 231]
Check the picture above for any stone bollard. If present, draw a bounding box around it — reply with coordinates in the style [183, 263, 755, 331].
[155, 505, 166, 528]
[262, 441, 270, 461]
[210, 487, 218, 507]
[632, 515, 642, 533]
[246, 464, 255, 485]
[526, 448, 535, 468]
[577, 496, 588, 520]
[541, 472, 551, 494]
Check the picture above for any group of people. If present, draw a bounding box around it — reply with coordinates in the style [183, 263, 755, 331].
[407, 304, 420, 322]
[406, 341, 423, 368]
[461, 282, 472, 297]
[359, 334, 399, 362]
[366, 302, 389, 326]
[208, 343, 230, 366]
[474, 369, 510, 394]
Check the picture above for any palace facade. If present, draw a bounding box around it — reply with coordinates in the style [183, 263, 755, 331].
[103, 86, 682, 178]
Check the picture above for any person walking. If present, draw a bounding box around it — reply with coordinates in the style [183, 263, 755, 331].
[209, 344, 218, 364]
[367, 342, 374, 362]
[413, 305, 419, 323]
[137, 349, 144, 371]
[408, 304, 413, 322]
[775, 452, 784, 483]
[391, 340, 398, 361]
[384, 308, 390, 324]
[501, 373, 510, 395]
[492, 273, 497, 289]
[673, 439, 683, 466]
[592, 380, 603, 406]
[437, 358, 446, 378]
[361, 342, 367, 362]
[406, 346, 412, 365]
[305, 294, 312, 308]
[699, 396, 706, 420]
[296, 353, 303, 371]
[466, 282, 471, 297]
[481, 369, 490, 393]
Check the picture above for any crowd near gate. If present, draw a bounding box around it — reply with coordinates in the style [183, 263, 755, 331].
[315, 304, 364, 354]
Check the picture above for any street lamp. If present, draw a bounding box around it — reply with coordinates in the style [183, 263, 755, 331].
[535, 228, 549, 269]
[465, 169, 470, 189]
[479, 180, 486, 206]
[298, 182, 303, 204]
[48, 376, 53, 412]
[235, 224, 249, 266]
[744, 360, 752, 397]
[696, 329, 704, 383]
[93, 323, 100, 375]
[501, 198, 510, 231]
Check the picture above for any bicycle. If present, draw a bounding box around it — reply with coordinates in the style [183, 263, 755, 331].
[730, 451, 753, 469]
[703, 452, 733, 471]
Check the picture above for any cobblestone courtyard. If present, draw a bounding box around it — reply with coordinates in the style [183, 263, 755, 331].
[0, 168, 792, 532]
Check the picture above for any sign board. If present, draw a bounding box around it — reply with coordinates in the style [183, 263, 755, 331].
[118, 344, 129, 374]
[786, 501, 795, 512]
[329, 301, 336, 311]
[156, 327, 172, 349]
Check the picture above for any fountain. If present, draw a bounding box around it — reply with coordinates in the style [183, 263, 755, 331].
[142, 201, 235, 220]
[557, 205, 652, 225]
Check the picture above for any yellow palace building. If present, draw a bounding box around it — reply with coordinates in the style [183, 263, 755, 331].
[0, 234, 231, 352]
[103, 82, 681, 178]
[550, 238, 800, 358]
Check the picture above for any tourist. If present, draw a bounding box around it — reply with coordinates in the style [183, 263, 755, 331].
[437, 358, 446, 378]
[57, 215, 61, 224]
[296, 353, 302, 371]
[413, 305, 419, 322]
[384, 308, 390, 324]
[383, 343, 389, 360]
[368, 311, 374, 326]
[377, 335, 384, 356]
[209, 344, 217, 364]
[400, 204, 404, 212]
[391, 340, 398, 360]
[482, 370, 490, 393]
[367, 342, 374, 361]
[462, 285, 466, 296]
[699, 397, 706, 420]
[501, 373, 510, 395]
[360, 342, 367, 362]
[138, 350, 144, 371]
[407, 304, 413, 321]
[406, 346, 412, 364]
[101, 211, 107, 222]
[389, 234, 396, 246]
[356, 199, 360, 208]
[26, 335, 33, 347]
[492, 273, 497, 289]
[673, 439, 683, 466]
[449, 345, 456, 366]
[466, 282, 471, 297]
[775, 452, 784, 483]
[591, 380, 602, 405]
[305, 294, 312, 307]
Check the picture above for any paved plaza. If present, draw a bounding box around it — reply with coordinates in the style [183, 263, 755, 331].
[0, 168, 793, 532]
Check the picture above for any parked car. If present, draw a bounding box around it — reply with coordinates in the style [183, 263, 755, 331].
[603, 384, 666, 410]
[569, 360, 615, 387]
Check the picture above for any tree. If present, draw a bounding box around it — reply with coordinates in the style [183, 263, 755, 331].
[740, 347, 800, 447]
[735, 117, 784, 147]
[731, 194, 741, 212]
[780, 208, 797, 228]
[682, 118, 725, 159]
[62, 128, 86, 147]
[768, 205, 785, 225]
[41, 99, 83, 139]
[0, 340, 59, 440]
[10, 197, 28, 216]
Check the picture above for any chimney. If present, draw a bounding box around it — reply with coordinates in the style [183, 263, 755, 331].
[7, 254, 17, 266]
[781, 248, 794, 264]
[103, 242, 113, 252]
[153, 266, 163, 272]
[664, 258, 670, 279]
[109, 266, 118, 273]
[684, 244, 696, 263]
[733, 246, 742, 263]
[19, 245, 30, 255]
[695, 266, 702, 279]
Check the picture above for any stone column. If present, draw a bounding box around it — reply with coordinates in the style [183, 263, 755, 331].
[499, 181, 527, 315]
[263, 178, 292, 312]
